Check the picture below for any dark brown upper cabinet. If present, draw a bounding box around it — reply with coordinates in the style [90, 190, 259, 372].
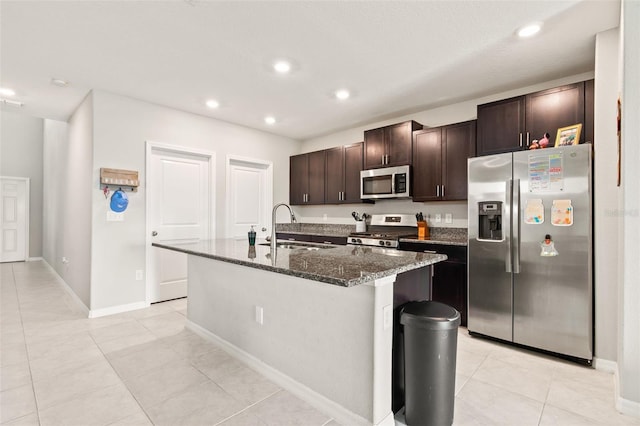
[289, 150, 325, 205]
[412, 120, 476, 201]
[325, 142, 364, 204]
[476, 81, 589, 156]
[364, 120, 423, 169]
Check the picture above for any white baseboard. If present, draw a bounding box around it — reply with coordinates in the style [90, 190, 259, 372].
[42, 259, 90, 317]
[89, 301, 150, 318]
[594, 357, 618, 374]
[41, 259, 150, 319]
[186, 320, 387, 426]
[617, 396, 640, 418]
[613, 364, 640, 418]
[598, 358, 640, 419]
[27, 256, 43, 261]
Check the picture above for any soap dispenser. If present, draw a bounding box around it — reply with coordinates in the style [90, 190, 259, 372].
[248, 226, 256, 246]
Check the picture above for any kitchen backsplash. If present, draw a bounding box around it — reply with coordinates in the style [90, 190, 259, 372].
[276, 222, 468, 240]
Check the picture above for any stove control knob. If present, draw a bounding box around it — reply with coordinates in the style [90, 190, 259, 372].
[350, 238, 356, 244]
[379, 240, 385, 246]
[385, 241, 392, 246]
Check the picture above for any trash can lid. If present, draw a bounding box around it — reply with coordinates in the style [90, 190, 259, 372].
[400, 300, 461, 330]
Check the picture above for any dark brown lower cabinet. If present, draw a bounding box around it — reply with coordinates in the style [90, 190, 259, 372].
[398, 242, 467, 326]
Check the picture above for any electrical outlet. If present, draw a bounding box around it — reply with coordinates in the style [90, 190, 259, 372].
[435, 213, 442, 223]
[383, 305, 392, 330]
[107, 211, 124, 221]
[445, 213, 453, 224]
[135, 270, 143, 281]
[255, 306, 264, 325]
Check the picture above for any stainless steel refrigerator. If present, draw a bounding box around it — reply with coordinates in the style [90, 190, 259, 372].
[467, 144, 592, 363]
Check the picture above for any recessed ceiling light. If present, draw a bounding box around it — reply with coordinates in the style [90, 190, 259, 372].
[50, 78, 69, 87]
[517, 23, 542, 38]
[273, 61, 291, 74]
[335, 89, 350, 100]
[264, 116, 276, 125]
[0, 87, 16, 96]
[205, 99, 219, 109]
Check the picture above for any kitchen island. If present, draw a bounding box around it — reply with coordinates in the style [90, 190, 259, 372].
[153, 239, 446, 426]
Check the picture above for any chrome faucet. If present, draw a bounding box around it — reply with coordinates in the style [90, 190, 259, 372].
[271, 203, 297, 252]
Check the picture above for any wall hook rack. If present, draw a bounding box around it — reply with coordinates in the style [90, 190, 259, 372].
[99, 168, 139, 193]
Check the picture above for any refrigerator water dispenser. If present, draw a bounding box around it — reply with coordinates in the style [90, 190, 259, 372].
[478, 201, 503, 241]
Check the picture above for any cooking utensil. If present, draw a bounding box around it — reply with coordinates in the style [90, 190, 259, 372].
[352, 211, 360, 221]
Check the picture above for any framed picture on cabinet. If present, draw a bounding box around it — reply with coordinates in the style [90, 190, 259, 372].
[555, 124, 582, 147]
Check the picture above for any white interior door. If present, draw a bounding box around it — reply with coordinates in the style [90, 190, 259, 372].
[226, 156, 272, 239]
[0, 178, 28, 263]
[147, 144, 214, 303]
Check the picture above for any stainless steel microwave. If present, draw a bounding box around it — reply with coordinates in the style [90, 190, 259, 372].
[360, 165, 411, 200]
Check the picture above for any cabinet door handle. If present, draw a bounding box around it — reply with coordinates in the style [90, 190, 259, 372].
[442, 185, 445, 198]
[519, 133, 523, 147]
[341, 191, 345, 201]
[526, 132, 530, 147]
[436, 185, 440, 197]
[381, 155, 385, 165]
[423, 250, 437, 253]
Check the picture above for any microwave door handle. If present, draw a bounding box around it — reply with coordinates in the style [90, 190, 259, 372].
[391, 174, 396, 194]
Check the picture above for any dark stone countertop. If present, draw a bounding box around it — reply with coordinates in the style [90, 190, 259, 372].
[153, 239, 446, 288]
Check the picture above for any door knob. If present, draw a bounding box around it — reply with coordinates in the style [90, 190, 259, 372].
[261, 227, 267, 232]
[152, 231, 158, 236]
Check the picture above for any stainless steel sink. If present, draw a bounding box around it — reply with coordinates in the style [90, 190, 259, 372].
[259, 242, 336, 250]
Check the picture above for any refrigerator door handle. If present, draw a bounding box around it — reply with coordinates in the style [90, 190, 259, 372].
[513, 178, 521, 274]
[505, 179, 512, 273]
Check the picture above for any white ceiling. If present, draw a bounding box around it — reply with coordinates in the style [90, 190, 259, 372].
[0, 0, 620, 141]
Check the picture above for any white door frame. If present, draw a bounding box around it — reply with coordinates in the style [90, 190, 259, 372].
[145, 141, 216, 304]
[225, 155, 273, 238]
[0, 176, 30, 262]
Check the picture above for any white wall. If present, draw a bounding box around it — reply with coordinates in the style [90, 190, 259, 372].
[619, 0, 640, 412]
[593, 28, 621, 364]
[42, 119, 68, 273]
[0, 110, 44, 258]
[53, 93, 94, 308]
[297, 72, 594, 228]
[89, 90, 300, 311]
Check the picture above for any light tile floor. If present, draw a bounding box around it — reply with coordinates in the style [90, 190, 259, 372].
[1, 261, 639, 426]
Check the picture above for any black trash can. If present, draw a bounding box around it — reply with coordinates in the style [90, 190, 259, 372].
[400, 301, 460, 426]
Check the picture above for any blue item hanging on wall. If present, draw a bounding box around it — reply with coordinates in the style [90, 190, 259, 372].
[110, 189, 129, 213]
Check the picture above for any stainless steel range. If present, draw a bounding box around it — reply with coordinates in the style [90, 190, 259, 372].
[348, 214, 418, 248]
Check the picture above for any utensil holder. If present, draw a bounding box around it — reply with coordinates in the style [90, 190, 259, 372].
[356, 221, 366, 233]
[417, 221, 429, 239]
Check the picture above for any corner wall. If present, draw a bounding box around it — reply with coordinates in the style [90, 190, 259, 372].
[593, 28, 621, 364]
[0, 111, 44, 258]
[55, 93, 94, 308]
[42, 119, 68, 273]
[619, 0, 640, 413]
